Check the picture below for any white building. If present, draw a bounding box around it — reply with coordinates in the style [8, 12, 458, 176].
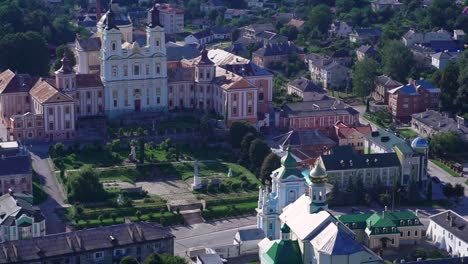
[157, 3, 184, 34]
[258, 161, 383, 264]
[426, 210, 468, 257]
[98, 4, 168, 117]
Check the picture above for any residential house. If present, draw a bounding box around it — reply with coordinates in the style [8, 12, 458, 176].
[349, 28, 382, 44]
[0, 193, 45, 242]
[426, 210, 468, 257]
[287, 77, 327, 101]
[212, 26, 233, 40]
[185, 29, 215, 45]
[371, 0, 403, 11]
[0, 222, 175, 264]
[305, 53, 351, 89]
[356, 45, 377, 61]
[411, 110, 468, 142]
[431, 51, 460, 69]
[363, 129, 429, 185]
[278, 99, 360, 131]
[388, 79, 440, 122]
[402, 29, 452, 47]
[224, 9, 250, 20]
[454, 29, 465, 41]
[234, 228, 265, 256]
[239, 23, 276, 39]
[157, 3, 184, 34]
[372, 75, 402, 103]
[0, 141, 32, 197]
[333, 121, 373, 154]
[272, 130, 337, 165]
[337, 210, 423, 251]
[252, 42, 305, 68]
[328, 21, 354, 38]
[258, 159, 383, 263]
[200, 0, 224, 12]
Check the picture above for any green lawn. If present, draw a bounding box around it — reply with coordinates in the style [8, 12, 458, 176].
[33, 180, 48, 205]
[430, 159, 461, 177]
[59, 148, 126, 170]
[363, 110, 393, 128]
[396, 128, 418, 140]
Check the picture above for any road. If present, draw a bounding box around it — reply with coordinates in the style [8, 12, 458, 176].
[29, 143, 68, 234]
[171, 216, 256, 257]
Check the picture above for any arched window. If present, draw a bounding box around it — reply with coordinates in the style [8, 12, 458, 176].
[288, 190, 296, 203]
[112, 42, 116, 51]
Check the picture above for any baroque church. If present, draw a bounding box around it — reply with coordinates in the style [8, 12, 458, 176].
[0, 1, 272, 141]
[257, 150, 383, 264]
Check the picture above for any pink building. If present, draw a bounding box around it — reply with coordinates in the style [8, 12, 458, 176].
[0, 57, 103, 141]
[333, 121, 372, 154]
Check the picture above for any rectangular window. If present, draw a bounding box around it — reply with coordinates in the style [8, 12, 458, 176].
[124, 65, 128, 76]
[98, 91, 102, 98]
[248, 106, 252, 114]
[48, 108, 53, 115]
[157, 97, 160, 104]
[146, 64, 150, 75]
[49, 122, 54, 130]
[25, 96, 29, 103]
[113, 100, 117, 107]
[233, 94, 237, 101]
[134, 64, 140, 75]
[65, 107, 70, 114]
[65, 121, 70, 129]
[86, 92, 91, 99]
[77, 106, 80, 114]
[87, 105, 91, 114]
[156, 66, 160, 74]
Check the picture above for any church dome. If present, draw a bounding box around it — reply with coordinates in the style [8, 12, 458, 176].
[309, 161, 327, 179]
[281, 148, 296, 168]
[411, 137, 429, 149]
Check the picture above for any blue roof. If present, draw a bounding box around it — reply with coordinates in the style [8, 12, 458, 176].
[411, 137, 429, 149]
[415, 80, 441, 93]
[393, 84, 419, 96]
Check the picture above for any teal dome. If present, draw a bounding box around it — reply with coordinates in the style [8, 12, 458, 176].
[281, 148, 297, 168]
[310, 161, 327, 179]
[411, 137, 429, 149]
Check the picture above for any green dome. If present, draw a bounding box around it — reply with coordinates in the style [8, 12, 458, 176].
[281, 223, 291, 233]
[310, 161, 327, 178]
[281, 148, 297, 168]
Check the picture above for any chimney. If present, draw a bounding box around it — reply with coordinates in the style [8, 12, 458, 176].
[96, 0, 101, 21]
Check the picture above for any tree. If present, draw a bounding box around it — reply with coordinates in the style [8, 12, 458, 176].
[229, 122, 257, 148]
[426, 180, 432, 201]
[432, 62, 460, 112]
[249, 139, 271, 172]
[71, 204, 84, 223]
[280, 25, 299, 40]
[240, 133, 257, 164]
[143, 253, 187, 264]
[352, 58, 380, 99]
[143, 253, 162, 264]
[67, 165, 107, 203]
[453, 184, 465, 200]
[259, 153, 281, 185]
[429, 131, 461, 157]
[98, 214, 104, 224]
[307, 5, 332, 34]
[136, 210, 142, 221]
[381, 40, 414, 82]
[111, 213, 118, 223]
[53, 45, 77, 71]
[120, 256, 139, 264]
[0, 31, 49, 76]
[442, 183, 454, 198]
[354, 176, 365, 205]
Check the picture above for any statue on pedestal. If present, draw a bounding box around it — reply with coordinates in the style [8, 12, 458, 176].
[128, 145, 137, 162]
[191, 160, 201, 190]
[227, 168, 233, 177]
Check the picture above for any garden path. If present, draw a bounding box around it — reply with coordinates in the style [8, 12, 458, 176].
[136, 178, 197, 202]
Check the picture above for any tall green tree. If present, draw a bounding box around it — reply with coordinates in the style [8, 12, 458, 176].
[259, 153, 281, 185]
[67, 165, 107, 203]
[432, 62, 459, 112]
[143, 253, 187, 264]
[381, 40, 414, 82]
[429, 131, 461, 158]
[53, 45, 77, 71]
[249, 139, 271, 172]
[229, 122, 257, 148]
[0, 31, 49, 76]
[352, 58, 379, 99]
[307, 5, 332, 34]
[240, 133, 257, 165]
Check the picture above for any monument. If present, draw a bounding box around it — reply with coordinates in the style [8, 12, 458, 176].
[192, 160, 201, 190]
[227, 168, 233, 177]
[128, 145, 137, 162]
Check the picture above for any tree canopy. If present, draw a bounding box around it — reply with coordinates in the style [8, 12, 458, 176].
[120, 256, 139, 264]
[429, 131, 462, 158]
[352, 58, 380, 98]
[229, 122, 257, 148]
[381, 40, 414, 82]
[67, 165, 107, 203]
[249, 139, 271, 172]
[260, 152, 281, 185]
[143, 253, 187, 264]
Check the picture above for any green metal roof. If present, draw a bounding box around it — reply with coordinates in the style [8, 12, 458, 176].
[394, 142, 414, 155]
[321, 146, 400, 171]
[281, 148, 297, 168]
[265, 240, 303, 264]
[310, 160, 327, 178]
[337, 213, 373, 224]
[281, 223, 291, 234]
[339, 211, 421, 229]
[366, 213, 396, 228]
[365, 129, 412, 152]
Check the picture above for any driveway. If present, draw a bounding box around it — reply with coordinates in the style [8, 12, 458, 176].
[29, 143, 68, 234]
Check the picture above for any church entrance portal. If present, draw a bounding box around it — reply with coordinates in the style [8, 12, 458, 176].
[134, 99, 141, 112]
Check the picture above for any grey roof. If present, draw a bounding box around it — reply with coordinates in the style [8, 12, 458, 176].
[192, 29, 213, 39]
[0, 222, 174, 263]
[283, 99, 359, 118]
[288, 77, 326, 93]
[352, 28, 381, 37]
[168, 67, 194, 82]
[273, 130, 336, 147]
[218, 62, 272, 77]
[364, 129, 410, 152]
[254, 41, 304, 57]
[356, 44, 376, 54]
[166, 44, 200, 61]
[76, 37, 101, 52]
[411, 110, 468, 135]
[431, 51, 460, 60]
[242, 23, 276, 34]
[430, 210, 468, 244]
[198, 253, 224, 264]
[375, 75, 402, 88]
[236, 228, 265, 241]
[0, 155, 31, 176]
[321, 146, 401, 171]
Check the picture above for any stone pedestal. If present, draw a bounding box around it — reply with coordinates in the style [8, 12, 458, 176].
[191, 160, 201, 190]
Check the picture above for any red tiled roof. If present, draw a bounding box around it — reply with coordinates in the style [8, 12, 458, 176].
[287, 19, 305, 29]
[335, 121, 372, 139]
